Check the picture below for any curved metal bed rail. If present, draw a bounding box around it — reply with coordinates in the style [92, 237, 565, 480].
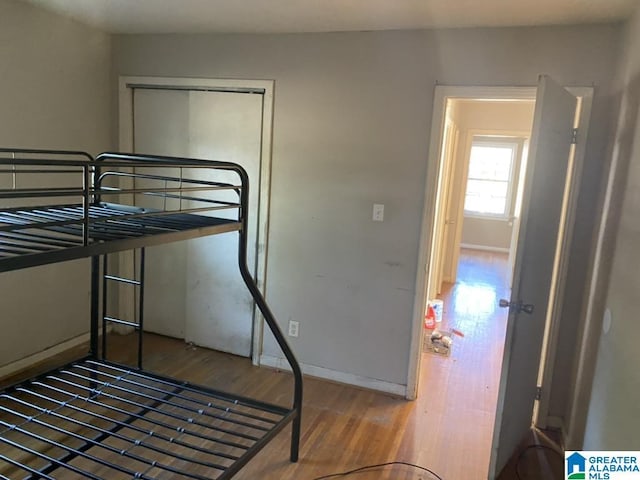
[95, 151, 304, 462]
[0, 148, 303, 473]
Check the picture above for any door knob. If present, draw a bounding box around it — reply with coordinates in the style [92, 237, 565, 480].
[499, 299, 535, 315]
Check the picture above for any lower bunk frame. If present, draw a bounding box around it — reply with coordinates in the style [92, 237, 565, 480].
[1, 252, 302, 480]
[1, 357, 296, 480]
[0, 252, 302, 479]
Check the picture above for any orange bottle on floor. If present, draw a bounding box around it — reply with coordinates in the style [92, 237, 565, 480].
[425, 304, 436, 329]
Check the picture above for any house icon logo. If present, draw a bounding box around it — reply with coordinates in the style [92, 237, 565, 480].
[566, 452, 586, 479]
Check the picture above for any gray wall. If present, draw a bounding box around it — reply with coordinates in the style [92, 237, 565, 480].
[584, 4, 640, 449]
[113, 25, 621, 389]
[0, 1, 111, 366]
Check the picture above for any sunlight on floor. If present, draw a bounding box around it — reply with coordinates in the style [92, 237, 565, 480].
[417, 249, 511, 478]
[451, 281, 498, 316]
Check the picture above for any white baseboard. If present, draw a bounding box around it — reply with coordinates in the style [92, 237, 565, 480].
[545, 415, 565, 431]
[545, 416, 566, 449]
[460, 243, 510, 253]
[260, 354, 406, 397]
[0, 332, 91, 379]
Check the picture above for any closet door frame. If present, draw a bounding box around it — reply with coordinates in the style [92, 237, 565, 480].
[119, 75, 274, 366]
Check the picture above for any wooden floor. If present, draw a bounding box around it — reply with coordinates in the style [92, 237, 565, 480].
[0, 249, 563, 480]
[421, 249, 512, 479]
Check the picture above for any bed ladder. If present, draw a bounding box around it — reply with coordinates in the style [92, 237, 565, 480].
[100, 248, 146, 368]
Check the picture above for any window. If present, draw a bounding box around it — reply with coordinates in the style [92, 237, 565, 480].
[464, 139, 519, 218]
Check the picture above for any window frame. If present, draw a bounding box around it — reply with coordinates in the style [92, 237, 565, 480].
[463, 136, 522, 220]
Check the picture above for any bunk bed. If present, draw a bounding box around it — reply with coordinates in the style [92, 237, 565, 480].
[0, 148, 303, 479]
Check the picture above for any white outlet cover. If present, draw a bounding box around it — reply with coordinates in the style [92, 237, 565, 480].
[288, 320, 299, 337]
[602, 307, 612, 335]
[373, 203, 384, 222]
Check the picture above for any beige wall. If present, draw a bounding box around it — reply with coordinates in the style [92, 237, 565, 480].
[113, 25, 620, 390]
[583, 4, 640, 449]
[462, 217, 514, 250]
[450, 100, 534, 250]
[0, 1, 111, 366]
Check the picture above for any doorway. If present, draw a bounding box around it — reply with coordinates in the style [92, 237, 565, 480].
[407, 82, 594, 478]
[118, 76, 274, 364]
[433, 99, 535, 299]
[420, 97, 535, 477]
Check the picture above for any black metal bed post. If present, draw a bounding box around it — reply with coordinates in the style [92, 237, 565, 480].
[138, 247, 146, 369]
[101, 255, 109, 359]
[88, 161, 101, 359]
[234, 166, 303, 462]
[90, 256, 100, 358]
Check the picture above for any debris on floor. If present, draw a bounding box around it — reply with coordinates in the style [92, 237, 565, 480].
[424, 329, 454, 356]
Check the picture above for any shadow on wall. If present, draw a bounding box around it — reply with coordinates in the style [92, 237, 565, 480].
[571, 71, 640, 449]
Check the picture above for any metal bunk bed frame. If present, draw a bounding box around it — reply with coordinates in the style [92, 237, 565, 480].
[0, 148, 303, 479]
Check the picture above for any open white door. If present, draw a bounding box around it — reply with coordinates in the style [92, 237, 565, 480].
[488, 75, 577, 478]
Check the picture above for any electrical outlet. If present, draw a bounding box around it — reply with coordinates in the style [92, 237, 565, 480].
[373, 203, 384, 222]
[288, 320, 299, 337]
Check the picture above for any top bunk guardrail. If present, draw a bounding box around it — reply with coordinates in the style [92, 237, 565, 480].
[0, 149, 247, 272]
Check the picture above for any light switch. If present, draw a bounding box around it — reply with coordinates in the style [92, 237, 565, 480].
[373, 204, 384, 222]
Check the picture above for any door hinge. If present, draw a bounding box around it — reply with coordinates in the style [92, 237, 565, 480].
[535, 386, 542, 401]
[571, 128, 578, 145]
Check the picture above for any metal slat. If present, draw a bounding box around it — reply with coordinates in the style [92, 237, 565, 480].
[0, 221, 241, 273]
[0, 239, 53, 253]
[24, 382, 252, 452]
[0, 241, 51, 255]
[50, 370, 264, 443]
[0, 404, 215, 480]
[13, 389, 242, 462]
[0, 429, 110, 480]
[39, 373, 257, 447]
[1, 396, 233, 471]
[0, 230, 81, 248]
[0, 202, 241, 271]
[97, 360, 290, 417]
[0, 452, 56, 480]
[0, 210, 83, 234]
[92, 362, 280, 426]
[73, 365, 274, 431]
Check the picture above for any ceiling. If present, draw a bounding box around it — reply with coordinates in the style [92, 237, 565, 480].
[25, 0, 637, 34]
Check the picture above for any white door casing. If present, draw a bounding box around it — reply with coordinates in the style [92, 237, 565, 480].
[407, 86, 538, 401]
[488, 75, 577, 478]
[436, 117, 460, 288]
